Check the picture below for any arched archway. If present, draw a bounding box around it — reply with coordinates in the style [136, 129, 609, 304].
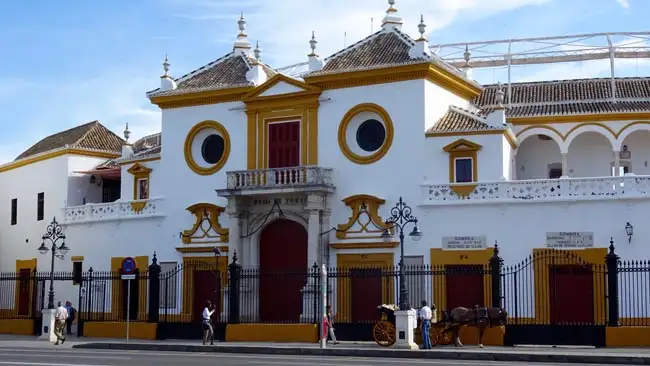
[259, 219, 308, 322]
[618, 126, 650, 175]
[567, 132, 614, 178]
[515, 132, 564, 180]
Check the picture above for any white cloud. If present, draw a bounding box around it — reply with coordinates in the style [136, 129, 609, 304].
[175, 0, 551, 66]
[616, 0, 630, 8]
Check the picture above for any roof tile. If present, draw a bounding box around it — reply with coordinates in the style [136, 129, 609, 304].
[428, 106, 499, 133]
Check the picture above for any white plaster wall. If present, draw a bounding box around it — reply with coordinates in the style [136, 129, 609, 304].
[259, 81, 303, 97]
[567, 132, 614, 178]
[120, 159, 162, 200]
[0, 156, 69, 271]
[66, 156, 112, 206]
[423, 133, 505, 183]
[502, 136, 512, 180]
[423, 81, 472, 132]
[620, 130, 650, 175]
[516, 135, 562, 180]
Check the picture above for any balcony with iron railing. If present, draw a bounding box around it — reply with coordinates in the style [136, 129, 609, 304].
[219, 166, 335, 196]
[421, 175, 650, 205]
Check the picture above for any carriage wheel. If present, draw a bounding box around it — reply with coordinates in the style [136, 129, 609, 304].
[372, 321, 396, 347]
[437, 325, 453, 345]
[429, 326, 440, 346]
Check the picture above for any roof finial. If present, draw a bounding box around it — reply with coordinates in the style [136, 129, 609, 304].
[382, 0, 403, 30]
[495, 82, 505, 109]
[387, 0, 397, 14]
[238, 12, 246, 36]
[308, 31, 318, 57]
[123, 123, 131, 142]
[162, 54, 170, 77]
[254, 40, 261, 60]
[417, 14, 426, 40]
[233, 12, 253, 55]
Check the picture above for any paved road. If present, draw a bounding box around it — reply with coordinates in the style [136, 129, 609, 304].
[0, 346, 637, 366]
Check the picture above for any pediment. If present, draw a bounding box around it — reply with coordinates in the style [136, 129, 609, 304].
[126, 162, 152, 175]
[442, 138, 483, 153]
[243, 74, 321, 101]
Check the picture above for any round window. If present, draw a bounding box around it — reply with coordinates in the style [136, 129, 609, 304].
[201, 134, 225, 164]
[356, 119, 386, 152]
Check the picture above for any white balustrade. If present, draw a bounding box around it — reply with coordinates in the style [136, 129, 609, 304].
[226, 166, 334, 190]
[423, 175, 650, 204]
[63, 197, 164, 223]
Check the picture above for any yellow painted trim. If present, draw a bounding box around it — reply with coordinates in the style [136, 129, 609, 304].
[429, 248, 494, 315]
[516, 121, 650, 146]
[244, 84, 321, 169]
[335, 253, 394, 323]
[616, 121, 650, 138]
[0, 319, 34, 335]
[443, 138, 482, 196]
[181, 203, 229, 244]
[425, 129, 518, 150]
[184, 120, 231, 175]
[564, 122, 617, 141]
[181, 256, 228, 323]
[304, 63, 482, 101]
[509, 112, 650, 125]
[127, 162, 152, 200]
[531, 248, 606, 325]
[337, 103, 395, 165]
[71, 256, 84, 262]
[118, 156, 160, 165]
[515, 125, 565, 140]
[226, 324, 318, 342]
[83, 322, 157, 340]
[110, 256, 148, 321]
[14, 259, 37, 319]
[175, 245, 229, 254]
[336, 194, 391, 240]
[606, 327, 650, 347]
[330, 241, 399, 249]
[149, 86, 255, 109]
[0, 148, 119, 173]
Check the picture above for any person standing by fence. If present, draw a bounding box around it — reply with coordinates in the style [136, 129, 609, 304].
[419, 300, 433, 350]
[326, 305, 339, 345]
[54, 301, 68, 345]
[202, 300, 215, 345]
[65, 301, 76, 335]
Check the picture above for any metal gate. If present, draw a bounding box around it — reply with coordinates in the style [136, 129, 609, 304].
[501, 249, 607, 347]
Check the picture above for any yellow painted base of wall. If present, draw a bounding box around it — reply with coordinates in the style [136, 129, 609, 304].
[606, 327, 650, 347]
[226, 324, 318, 343]
[83, 322, 157, 340]
[0, 319, 33, 335]
[413, 325, 504, 347]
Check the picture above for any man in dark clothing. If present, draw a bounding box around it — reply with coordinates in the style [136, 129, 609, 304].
[65, 301, 76, 335]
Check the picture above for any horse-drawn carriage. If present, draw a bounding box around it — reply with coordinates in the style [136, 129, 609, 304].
[372, 304, 452, 347]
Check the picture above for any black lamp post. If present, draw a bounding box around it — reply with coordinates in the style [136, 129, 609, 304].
[625, 222, 634, 243]
[380, 197, 423, 311]
[213, 246, 221, 312]
[37, 217, 69, 309]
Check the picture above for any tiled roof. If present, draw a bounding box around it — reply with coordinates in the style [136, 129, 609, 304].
[148, 53, 275, 97]
[132, 133, 161, 154]
[475, 77, 650, 118]
[16, 121, 124, 160]
[427, 106, 500, 133]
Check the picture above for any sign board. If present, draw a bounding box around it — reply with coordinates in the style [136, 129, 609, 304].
[546, 232, 594, 249]
[121, 274, 136, 280]
[121, 257, 136, 275]
[442, 236, 487, 250]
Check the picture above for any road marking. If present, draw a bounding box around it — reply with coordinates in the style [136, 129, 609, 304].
[0, 352, 129, 360]
[0, 362, 110, 366]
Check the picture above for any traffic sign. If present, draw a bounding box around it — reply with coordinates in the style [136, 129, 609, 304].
[121, 257, 136, 275]
[121, 274, 136, 280]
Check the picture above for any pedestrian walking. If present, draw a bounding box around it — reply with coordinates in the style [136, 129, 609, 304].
[326, 305, 339, 345]
[202, 300, 215, 345]
[54, 301, 68, 345]
[65, 301, 76, 335]
[419, 300, 433, 349]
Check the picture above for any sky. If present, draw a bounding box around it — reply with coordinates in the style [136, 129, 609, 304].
[0, 0, 648, 165]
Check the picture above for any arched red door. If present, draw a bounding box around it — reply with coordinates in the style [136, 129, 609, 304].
[259, 219, 308, 322]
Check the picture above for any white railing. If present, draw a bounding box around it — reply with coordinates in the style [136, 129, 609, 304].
[63, 197, 164, 223]
[226, 166, 334, 190]
[422, 175, 650, 204]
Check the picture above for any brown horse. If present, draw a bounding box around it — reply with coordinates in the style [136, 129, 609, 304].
[442, 306, 508, 348]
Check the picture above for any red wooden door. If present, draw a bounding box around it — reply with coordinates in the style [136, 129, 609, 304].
[17, 269, 31, 316]
[259, 219, 308, 322]
[350, 268, 382, 323]
[550, 265, 594, 325]
[193, 270, 221, 323]
[268, 122, 300, 169]
[445, 265, 485, 309]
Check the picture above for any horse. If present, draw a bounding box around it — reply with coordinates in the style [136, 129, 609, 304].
[441, 306, 508, 348]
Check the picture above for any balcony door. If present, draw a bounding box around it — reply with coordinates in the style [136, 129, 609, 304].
[268, 121, 300, 168]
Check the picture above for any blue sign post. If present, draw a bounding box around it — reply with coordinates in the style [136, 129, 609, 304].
[121, 257, 136, 343]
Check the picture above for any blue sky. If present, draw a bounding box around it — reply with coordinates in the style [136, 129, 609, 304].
[0, 0, 648, 164]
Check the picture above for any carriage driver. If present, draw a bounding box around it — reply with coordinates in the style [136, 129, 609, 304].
[419, 300, 433, 349]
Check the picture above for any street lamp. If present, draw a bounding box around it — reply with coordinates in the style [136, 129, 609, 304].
[380, 197, 423, 311]
[37, 217, 69, 309]
[625, 222, 634, 243]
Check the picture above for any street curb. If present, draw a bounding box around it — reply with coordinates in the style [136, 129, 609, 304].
[72, 343, 650, 364]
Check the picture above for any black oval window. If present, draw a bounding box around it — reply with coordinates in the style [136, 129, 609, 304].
[201, 134, 225, 164]
[356, 119, 386, 152]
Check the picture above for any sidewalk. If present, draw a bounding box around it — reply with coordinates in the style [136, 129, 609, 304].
[2, 335, 650, 364]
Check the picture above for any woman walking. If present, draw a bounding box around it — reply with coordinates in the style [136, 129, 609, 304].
[202, 300, 215, 345]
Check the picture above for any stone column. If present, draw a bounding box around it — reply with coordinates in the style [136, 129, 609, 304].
[226, 197, 241, 264]
[561, 153, 569, 178]
[613, 150, 621, 176]
[307, 210, 321, 266]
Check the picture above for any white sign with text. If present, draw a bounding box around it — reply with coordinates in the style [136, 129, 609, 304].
[442, 236, 488, 250]
[545, 232, 594, 248]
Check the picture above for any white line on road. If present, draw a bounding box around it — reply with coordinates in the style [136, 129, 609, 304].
[0, 352, 129, 360]
[0, 362, 110, 366]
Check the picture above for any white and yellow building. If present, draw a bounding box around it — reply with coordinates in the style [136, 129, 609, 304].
[1, 1, 650, 342]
